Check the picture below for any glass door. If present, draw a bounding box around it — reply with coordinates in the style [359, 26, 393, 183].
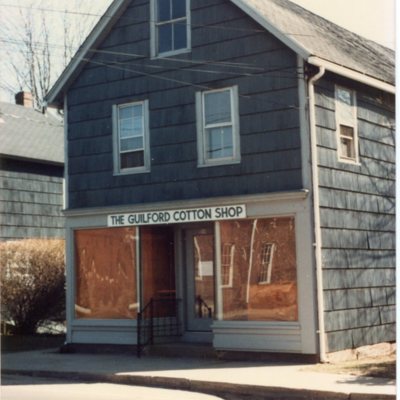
[185, 228, 215, 332]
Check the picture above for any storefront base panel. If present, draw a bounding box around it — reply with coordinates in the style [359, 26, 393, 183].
[212, 321, 303, 353]
[70, 321, 136, 345]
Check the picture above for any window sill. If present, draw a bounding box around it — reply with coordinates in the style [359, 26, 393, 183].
[337, 157, 361, 166]
[152, 47, 191, 60]
[114, 167, 150, 176]
[197, 159, 241, 168]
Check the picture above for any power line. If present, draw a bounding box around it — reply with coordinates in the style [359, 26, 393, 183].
[0, 36, 302, 80]
[0, 2, 314, 36]
[82, 57, 300, 110]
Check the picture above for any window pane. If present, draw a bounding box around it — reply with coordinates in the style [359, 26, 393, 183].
[157, 0, 171, 21]
[119, 106, 133, 120]
[120, 119, 134, 138]
[340, 137, 355, 159]
[121, 137, 143, 151]
[132, 104, 143, 118]
[75, 228, 138, 319]
[158, 23, 173, 53]
[121, 150, 144, 169]
[340, 125, 354, 138]
[207, 126, 233, 159]
[337, 88, 352, 106]
[204, 90, 231, 125]
[219, 218, 298, 321]
[172, 0, 186, 19]
[173, 21, 187, 50]
[132, 116, 143, 134]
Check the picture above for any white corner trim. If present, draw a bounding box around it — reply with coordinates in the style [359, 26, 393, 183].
[308, 57, 395, 94]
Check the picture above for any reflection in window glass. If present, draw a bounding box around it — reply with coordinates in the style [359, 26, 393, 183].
[74, 228, 138, 319]
[219, 218, 298, 321]
[221, 243, 234, 288]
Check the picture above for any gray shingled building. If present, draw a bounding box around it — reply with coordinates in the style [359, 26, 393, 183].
[46, 0, 395, 360]
[0, 92, 65, 240]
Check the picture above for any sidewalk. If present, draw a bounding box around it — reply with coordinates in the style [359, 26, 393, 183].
[1, 348, 396, 400]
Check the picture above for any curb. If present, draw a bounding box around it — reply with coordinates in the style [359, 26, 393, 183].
[1, 369, 395, 400]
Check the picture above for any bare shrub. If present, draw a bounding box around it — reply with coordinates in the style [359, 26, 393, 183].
[0, 239, 65, 334]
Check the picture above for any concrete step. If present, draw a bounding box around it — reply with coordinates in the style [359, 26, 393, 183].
[145, 342, 217, 359]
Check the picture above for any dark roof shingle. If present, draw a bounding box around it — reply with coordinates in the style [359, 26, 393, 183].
[237, 0, 395, 84]
[0, 102, 64, 164]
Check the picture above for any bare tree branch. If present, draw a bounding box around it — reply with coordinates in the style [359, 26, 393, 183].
[0, 0, 106, 109]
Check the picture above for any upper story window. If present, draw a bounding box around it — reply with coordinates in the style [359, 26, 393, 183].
[112, 100, 150, 174]
[196, 86, 240, 166]
[151, 0, 190, 57]
[335, 86, 358, 163]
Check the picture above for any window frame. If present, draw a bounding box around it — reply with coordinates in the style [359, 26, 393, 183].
[150, 0, 191, 58]
[221, 242, 235, 288]
[112, 100, 150, 175]
[335, 85, 359, 164]
[258, 243, 275, 285]
[196, 86, 240, 167]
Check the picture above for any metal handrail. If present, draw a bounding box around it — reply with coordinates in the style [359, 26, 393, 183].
[137, 297, 182, 358]
[195, 295, 212, 319]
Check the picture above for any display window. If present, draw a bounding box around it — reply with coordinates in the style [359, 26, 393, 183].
[219, 217, 298, 321]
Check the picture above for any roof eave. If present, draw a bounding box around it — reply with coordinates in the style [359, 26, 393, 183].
[308, 56, 395, 94]
[231, 0, 311, 60]
[0, 153, 64, 166]
[232, 0, 395, 94]
[45, 0, 129, 108]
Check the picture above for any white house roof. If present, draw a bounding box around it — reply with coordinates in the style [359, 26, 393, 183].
[0, 102, 64, 165]
[46, 0, 395, 107]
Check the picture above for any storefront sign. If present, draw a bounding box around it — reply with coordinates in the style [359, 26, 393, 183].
[108, 205, 246, 227]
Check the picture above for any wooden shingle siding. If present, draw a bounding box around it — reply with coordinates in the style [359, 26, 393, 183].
[0, 158, 64, 241]
[314, 78, 395, 352]
[66, 0, 302, 209]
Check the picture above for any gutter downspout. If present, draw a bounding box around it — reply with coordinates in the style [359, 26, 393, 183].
[307, 64, 328, 363]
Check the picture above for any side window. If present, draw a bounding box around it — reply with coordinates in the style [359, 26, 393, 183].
[151, 0, 190, 57]
[112, 100, 150, 174]
[196, 86, 240, 166]
[335, 86, 358, 163]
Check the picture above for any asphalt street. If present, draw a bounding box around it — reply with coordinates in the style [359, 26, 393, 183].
[1, 374, 223, 400]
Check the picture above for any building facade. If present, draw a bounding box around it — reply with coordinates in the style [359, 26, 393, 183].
[0, 93, 64, 241]
[46, 0, 395, 359]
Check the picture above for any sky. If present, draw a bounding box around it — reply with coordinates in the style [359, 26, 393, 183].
[0, 0, 396, 103]
[291, 0, 395, 49]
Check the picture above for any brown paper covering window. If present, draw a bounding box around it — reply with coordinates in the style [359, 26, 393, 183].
[74, 227, 138, 319]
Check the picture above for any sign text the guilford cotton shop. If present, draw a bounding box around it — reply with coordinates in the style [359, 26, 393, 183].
[108, 205, 246, 227]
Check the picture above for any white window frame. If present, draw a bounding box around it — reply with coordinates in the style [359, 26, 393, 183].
[196, 86, 240, 167]
[112, 100, 150, 175]
[150, 0, 191, 58]
[258, 243, 275, 285]
[221, 243, 235, 288]
[335, 85, 359, 164]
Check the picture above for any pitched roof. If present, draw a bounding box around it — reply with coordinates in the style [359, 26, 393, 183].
[46, 0, 395, 107]
[0, 102, 64, 165]
[234, 0, 394, 85]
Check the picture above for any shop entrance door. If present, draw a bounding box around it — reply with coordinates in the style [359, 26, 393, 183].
[185, 228, 215, 333]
